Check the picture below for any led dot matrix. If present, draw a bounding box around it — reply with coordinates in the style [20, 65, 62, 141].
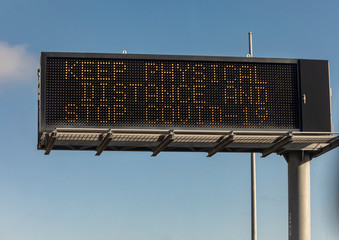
[45, 57, 299, 130]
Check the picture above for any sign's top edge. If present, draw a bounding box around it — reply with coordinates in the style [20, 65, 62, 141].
[40, 51, 328, 63]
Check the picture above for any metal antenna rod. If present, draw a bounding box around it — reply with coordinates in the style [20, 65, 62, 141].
[248, 32, 253, 57]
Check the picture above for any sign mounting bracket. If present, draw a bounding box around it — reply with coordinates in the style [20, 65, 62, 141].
[310, 135, 339, 159]
[207, 132, 235, 157]
[152, 130, 175, 157]
[96, 130, 113, 156]
[44, 130, 57, 155]
[262, 132, 293, 158]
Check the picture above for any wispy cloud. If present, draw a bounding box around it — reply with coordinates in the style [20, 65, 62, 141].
[0, 41, 37, 85]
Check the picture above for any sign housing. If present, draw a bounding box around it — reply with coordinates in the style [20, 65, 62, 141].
[38, 52, 331, 134]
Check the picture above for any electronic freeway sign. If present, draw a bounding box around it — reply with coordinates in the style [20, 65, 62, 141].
[39, 52, 331, 132]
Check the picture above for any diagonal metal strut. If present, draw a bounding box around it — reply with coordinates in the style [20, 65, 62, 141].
[95, 130, 113, 156]
[311, 135, 339, 159]
[207, 133, 235, 157]
[45, 130, 57, 155]
[262, 133, 293, 158]
[152, 131, 175, 157]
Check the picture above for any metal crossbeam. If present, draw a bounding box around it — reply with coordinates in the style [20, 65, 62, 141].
[261, 134, 293, 158]
[207, 133, 235, 157]
[95, 131, 113, 156]
[152, 131, 175, 157]
[45, 131, 57, 155]
[39, 129, 338, 156]
[311, 136, 339, 159]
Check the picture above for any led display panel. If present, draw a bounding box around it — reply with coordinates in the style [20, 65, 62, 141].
[39, 53, 304, 131]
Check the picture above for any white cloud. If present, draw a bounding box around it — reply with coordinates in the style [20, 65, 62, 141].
[0, 41, 37, 84]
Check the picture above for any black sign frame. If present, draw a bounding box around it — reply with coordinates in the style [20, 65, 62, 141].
[38, 52, 331, 133]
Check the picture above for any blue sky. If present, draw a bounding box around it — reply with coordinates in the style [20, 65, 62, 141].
[0, 1, 339, 240]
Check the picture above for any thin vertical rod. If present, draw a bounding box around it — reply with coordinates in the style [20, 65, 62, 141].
[248, 32, 253, 57]
[249, 31, 256, 240]
[251, 152, 257, 240]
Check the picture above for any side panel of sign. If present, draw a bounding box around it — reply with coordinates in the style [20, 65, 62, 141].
[299, 60, 331, 132]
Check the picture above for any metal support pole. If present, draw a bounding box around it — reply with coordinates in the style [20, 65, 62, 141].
[251, 152, 257, 240]
[248, 31, 256, 240]
[284, 151, 311, 240]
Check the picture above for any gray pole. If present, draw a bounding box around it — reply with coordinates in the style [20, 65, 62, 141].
[251, 152, 257, 240]
[284, 151, 311, 240]
[247, 32, 257, 240]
